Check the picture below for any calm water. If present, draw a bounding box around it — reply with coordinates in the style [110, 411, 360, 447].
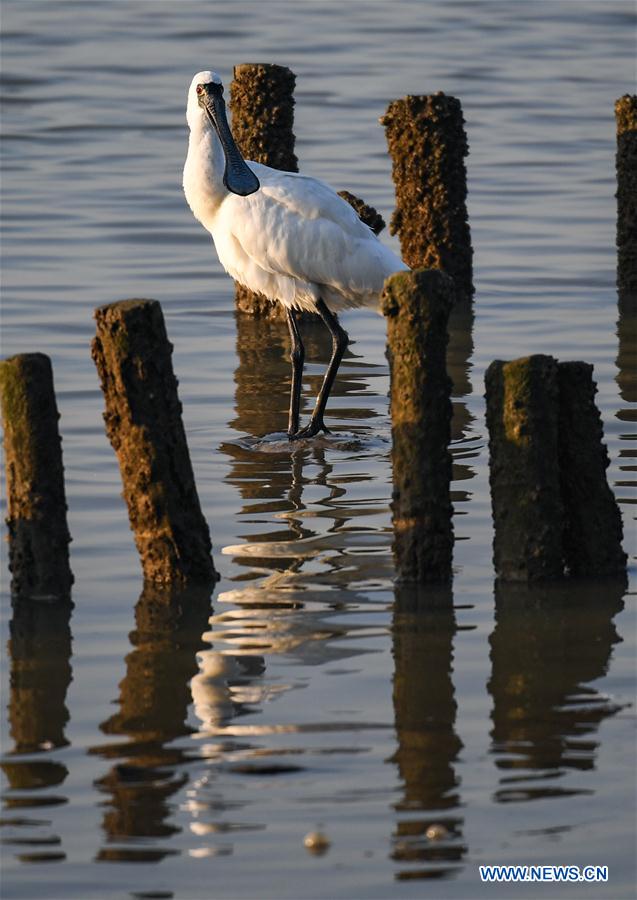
[1, 2, 635, 898]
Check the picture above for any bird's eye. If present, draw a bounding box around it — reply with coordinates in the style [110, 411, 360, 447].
[196, 84, 204, 95]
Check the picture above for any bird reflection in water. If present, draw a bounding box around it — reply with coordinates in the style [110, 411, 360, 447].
[188, 297, 478, 861]
[220, 308, 393, 591]
[226, 306, 386, 440]
[89, 583, 213, 863]
[1, 599, 73, 864]
[182, 310, 395, 853]
[447, 298, 479, 512]
[489, 579, 626, 806]
[389, 586, 466, 881]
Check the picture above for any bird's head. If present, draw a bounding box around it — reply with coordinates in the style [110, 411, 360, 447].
[186, 70, 223, 126]
[186, 70, 260, 197]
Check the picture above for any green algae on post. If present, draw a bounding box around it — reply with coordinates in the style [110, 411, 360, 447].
[91, 299, 217, 586]
[485, 355, 564, 583]
[0, 353, 73, 601]
[557, 362, 626, 577]
[381, 93, 473, 303]
[382, 269, 454, 584]
[615, 94, 637, 312]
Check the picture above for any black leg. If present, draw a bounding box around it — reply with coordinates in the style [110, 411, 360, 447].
[286, 307, 305, 438]
[294, 299, 348, 439]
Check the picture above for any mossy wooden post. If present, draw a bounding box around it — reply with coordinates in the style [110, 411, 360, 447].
[615, 95, 637, 312]
[229, 64, 386, 320]
[557, 362, 626, 577]
[91, 299, 217, 586]
[485, 355, 564, 583]
[0, 353, 73, 600]
[382, 269, 454, 583]
[381, 93, 473, 303]
[230, 63, 298, 318]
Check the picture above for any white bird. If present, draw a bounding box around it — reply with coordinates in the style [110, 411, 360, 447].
[183, 70, 407, 439]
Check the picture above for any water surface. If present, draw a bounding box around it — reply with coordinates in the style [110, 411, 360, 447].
[1, 2, 635, 898]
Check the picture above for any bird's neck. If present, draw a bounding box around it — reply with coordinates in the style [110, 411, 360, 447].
[184, 125, 228, 225]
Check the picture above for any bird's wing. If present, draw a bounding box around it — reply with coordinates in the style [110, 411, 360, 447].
[219, 165, 403, 298]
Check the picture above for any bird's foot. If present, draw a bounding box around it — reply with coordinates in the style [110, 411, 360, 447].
[289, 418, 331, 440]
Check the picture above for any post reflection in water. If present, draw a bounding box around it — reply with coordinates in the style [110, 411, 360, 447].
[489, 580, 626, 806]
[389, 586, 466, 881]
[89, 583, 213, 863]
[615, 302, 636, 510]
[1, 599, 73, 864]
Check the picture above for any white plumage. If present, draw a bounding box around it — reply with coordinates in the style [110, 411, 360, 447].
[212, 167, 407, 312]
[182, 69, 407, 438]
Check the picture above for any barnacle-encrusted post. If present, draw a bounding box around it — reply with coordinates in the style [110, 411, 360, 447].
[381, 92, 473, 303]
[230, 64, 298, 318]
[557, 362, 626, 577]
[615, 94, 637, 311]
[485, 355, 626, 583]
[230, 64, 387, 319]
[91, 299, 217, 586]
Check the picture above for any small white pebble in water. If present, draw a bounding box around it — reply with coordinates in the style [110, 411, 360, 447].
[425, 823, 450, 841]
[303, 830, 331, 855]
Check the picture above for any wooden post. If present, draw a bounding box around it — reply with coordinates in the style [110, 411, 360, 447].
[336, 190, 385, 236]
[485, 355, 564, 583]
[0, 353, 73, 600]
[91, 299, 217, 586]
[231, 63, 298, 173]
[381, 93, 473, 303]
[615, 95, 637, 441]
[485, 356, 626, 583]
[382, 269, 454, 583]
[615, 94, 637, 312]
[230, 63, 298, 317]
[230, 64, 386, 318]
[557, 362, 626, 577]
